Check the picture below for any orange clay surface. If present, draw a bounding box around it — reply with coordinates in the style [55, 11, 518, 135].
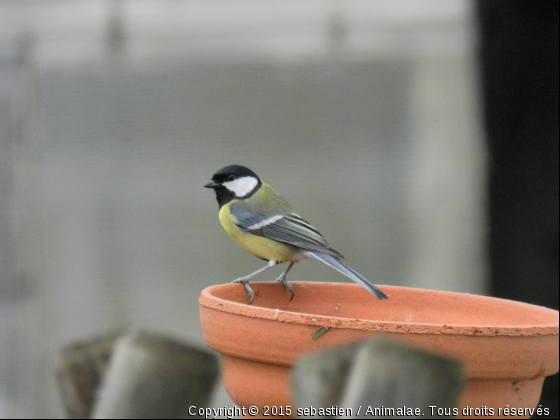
[199, 282, 559, 419]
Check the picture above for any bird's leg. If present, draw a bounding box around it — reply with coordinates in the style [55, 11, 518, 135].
[232, 260, 278, 305]
[275, 262, 295, 301]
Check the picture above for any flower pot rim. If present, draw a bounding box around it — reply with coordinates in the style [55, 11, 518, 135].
[200, 283, 559, 416]
[199, 282, 559, 337]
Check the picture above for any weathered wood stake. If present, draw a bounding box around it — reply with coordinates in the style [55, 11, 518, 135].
[293, 338, 466, 419]
[90, 329, 218, 419]
[56, 332, 121, 419]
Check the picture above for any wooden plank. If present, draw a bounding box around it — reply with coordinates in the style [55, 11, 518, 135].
[293, 338, 466, 419]
[56, 332, 121, 419]
[90, 329, 218, 419]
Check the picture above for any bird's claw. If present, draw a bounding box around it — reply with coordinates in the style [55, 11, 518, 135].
[232, 278, 255, 305]
[276, 276, 294, 301]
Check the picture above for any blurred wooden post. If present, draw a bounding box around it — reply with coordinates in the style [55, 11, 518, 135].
[56, 332, 121, 419]
[292, 344, 357, 411]
[293, 338, 466, 419]
[338, 340, 465, 418]
[91, 329, 218, 419]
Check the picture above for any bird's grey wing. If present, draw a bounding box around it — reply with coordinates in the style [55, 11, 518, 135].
[231, 204, 343, 258]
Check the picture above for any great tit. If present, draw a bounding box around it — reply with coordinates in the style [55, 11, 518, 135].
[204, 165, 388, 304]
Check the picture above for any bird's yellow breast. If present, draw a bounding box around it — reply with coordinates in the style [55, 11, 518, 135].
[218, 202, 301, 262]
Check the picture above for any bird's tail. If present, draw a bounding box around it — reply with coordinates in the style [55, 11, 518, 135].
[303, 251, 388, 300]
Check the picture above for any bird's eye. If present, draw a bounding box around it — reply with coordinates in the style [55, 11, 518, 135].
[227, 175, 235, 181]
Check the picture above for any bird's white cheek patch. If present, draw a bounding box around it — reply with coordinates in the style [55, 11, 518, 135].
[223, 176, 258, 198]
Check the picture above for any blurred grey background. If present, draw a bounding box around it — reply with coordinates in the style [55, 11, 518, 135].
[1, 0, 487, 418]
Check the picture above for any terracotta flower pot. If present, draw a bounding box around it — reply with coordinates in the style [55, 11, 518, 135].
[199, 282, 559, 419]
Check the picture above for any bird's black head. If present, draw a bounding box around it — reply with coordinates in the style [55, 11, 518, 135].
[204, 165, 262, 207]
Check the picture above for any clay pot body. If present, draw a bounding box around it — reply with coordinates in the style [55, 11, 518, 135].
[199, 282, 559, 419]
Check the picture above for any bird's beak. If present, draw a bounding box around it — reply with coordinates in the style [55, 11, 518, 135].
[204, 180, 220, 189]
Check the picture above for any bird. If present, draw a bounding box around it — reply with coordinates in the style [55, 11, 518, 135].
[204, 165, 388, 305]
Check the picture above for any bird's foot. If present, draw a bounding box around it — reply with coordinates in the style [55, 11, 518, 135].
[232, 278, 255, 305]
[275, 276, 294, 301]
